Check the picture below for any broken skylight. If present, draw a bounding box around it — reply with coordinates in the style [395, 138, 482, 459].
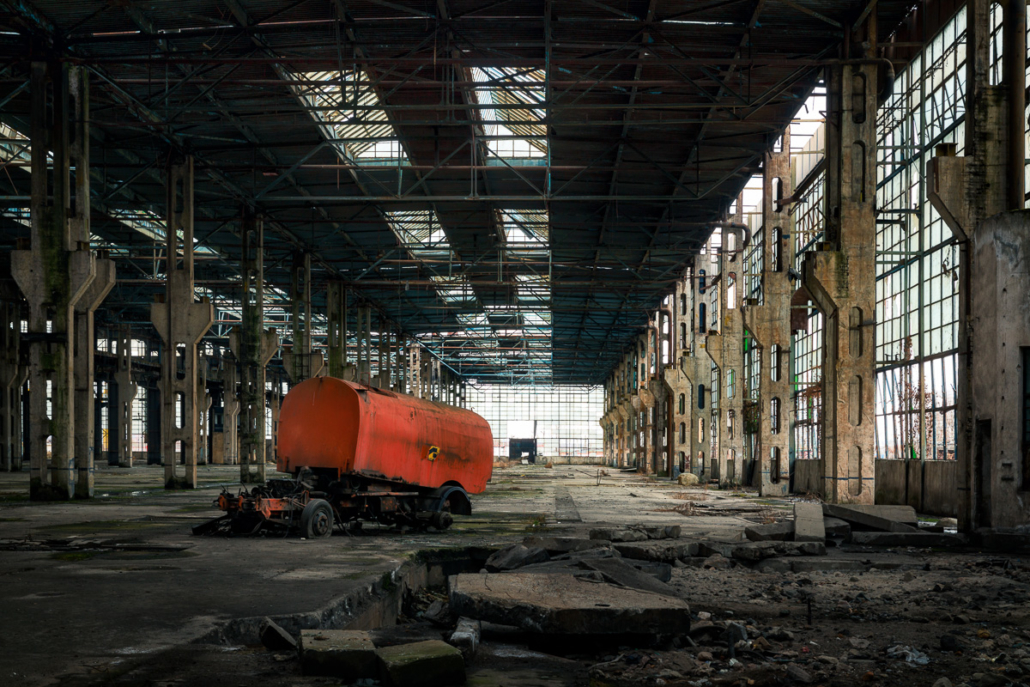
[471, 67, 547, 159]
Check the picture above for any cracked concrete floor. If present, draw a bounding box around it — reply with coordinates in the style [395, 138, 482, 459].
[2, 464, 1026, 687]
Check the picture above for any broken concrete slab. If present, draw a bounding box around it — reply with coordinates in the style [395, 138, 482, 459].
[793, 503, 826, 542]
[613, 541, 699, 562]
[259, 617, 297, 651]
[730, 541, 826, 562]
[697, 541, 737, 558]
[823, 517, 851, 538]
[744, 521, 794, 542]
[522, 536, 611, 554]
[627, 560, 673, 582]
[377, 640, 466, 687]
[789, 559, 872, 573]
[449, 573, 690, 635]
[589, 526, 680, 542]
[583, 558, 678, 596]
[448, 617, 481, 660]
[300, 629, 378, 679]
[824, 504, 919, 532]
[484, 544, 549, 572]
[848, 531, 965, 547]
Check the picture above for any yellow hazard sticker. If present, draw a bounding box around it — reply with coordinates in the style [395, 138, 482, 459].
[426, 445, 440, 462]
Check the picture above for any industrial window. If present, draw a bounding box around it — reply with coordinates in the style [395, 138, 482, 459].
[679, 422, 686, 444]
[726, 274, 737, 310]
[697, 418, 705, 444]
[679, 323, 687, 350]
[727, 410, 735, 440]
[770, 344, 781, 382]
[872, 6, 964, 460]
[679, 393, 686, 415]
[697, 303, 706, 333]
[466, 385, 603, 459]
[680, 293, 687, 316]
[771, 397, 781, 434]
[697, 384, 706, 410]
[726, 369, 735, 399]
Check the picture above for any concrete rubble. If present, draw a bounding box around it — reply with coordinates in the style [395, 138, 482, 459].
[449, 572, 691, 635]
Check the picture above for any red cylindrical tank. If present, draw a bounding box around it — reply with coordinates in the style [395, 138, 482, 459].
[277, 377, 494, 494]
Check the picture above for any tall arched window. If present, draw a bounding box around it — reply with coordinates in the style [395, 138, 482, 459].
[678, 393, 686, 415]
[770, 397, 781, 434]
[679, 422, 686, 444]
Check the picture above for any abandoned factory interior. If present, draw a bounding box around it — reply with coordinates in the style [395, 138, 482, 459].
[4, 0, 1030, 686]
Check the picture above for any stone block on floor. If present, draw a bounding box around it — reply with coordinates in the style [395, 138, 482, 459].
[377, 639, 466, 687]
[793, 503, 826, 542]
[744, 521, 794, 541]
[300, 629, 378, 679]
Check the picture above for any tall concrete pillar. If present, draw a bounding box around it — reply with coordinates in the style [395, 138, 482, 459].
[283, 253, 324, 384]
[220, 359, 239, 465]
[800, 59, 878, 504]
[744, 135, 793, 495]
[356, 305, 372, 384]
[12, 61, 100, 499]
[230, 213, 279, 484]
[326, 281, 347, 379]
[408, 345, 422, 398]
[112, 327, 137, 468]
[66, 66, 115, 498]
[196, 359, 211, 466]
[706, 221, 746, 487]
[151, 157, 214, 489]
[0, 295, 26, 472]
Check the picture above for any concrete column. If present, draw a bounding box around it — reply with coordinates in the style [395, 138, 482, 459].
[112, 327, 137, 468]
[269, 382, 280, 464]
[67, 66, 115, 498]
[150, 157, 214, 489]
[0, 295, 26, 472]
[743, 135, 793, 495]
[196, 359, 211, 466]
[12, 61, 100, 500]
[283, 253, 324, 384]
[356, 305, 372, 384]
[230, 213, 279, 485]
[800, 61, 878, 504]
[220, 359, 239, 465]
[706, 225, 746, 487]
[408, 345, 421, 398]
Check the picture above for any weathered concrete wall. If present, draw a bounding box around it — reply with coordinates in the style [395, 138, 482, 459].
[924, 461, 959, 517]
[875, 460, 907, 505]
[874, 459, 959, 517]
[793, 460, 822, 495]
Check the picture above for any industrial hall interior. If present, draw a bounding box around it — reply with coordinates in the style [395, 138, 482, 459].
[3, 0, 1030, 686]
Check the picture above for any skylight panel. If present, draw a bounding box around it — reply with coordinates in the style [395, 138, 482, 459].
[292, 70, 407, 162]
[471, 67, 547, 158]
[384, 209, 452, 262]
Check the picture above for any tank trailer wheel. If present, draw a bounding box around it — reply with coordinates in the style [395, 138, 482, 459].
[301, 499, 334, 539]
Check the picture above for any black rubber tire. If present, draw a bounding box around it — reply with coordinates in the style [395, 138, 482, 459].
[301, 499, 334, 539]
